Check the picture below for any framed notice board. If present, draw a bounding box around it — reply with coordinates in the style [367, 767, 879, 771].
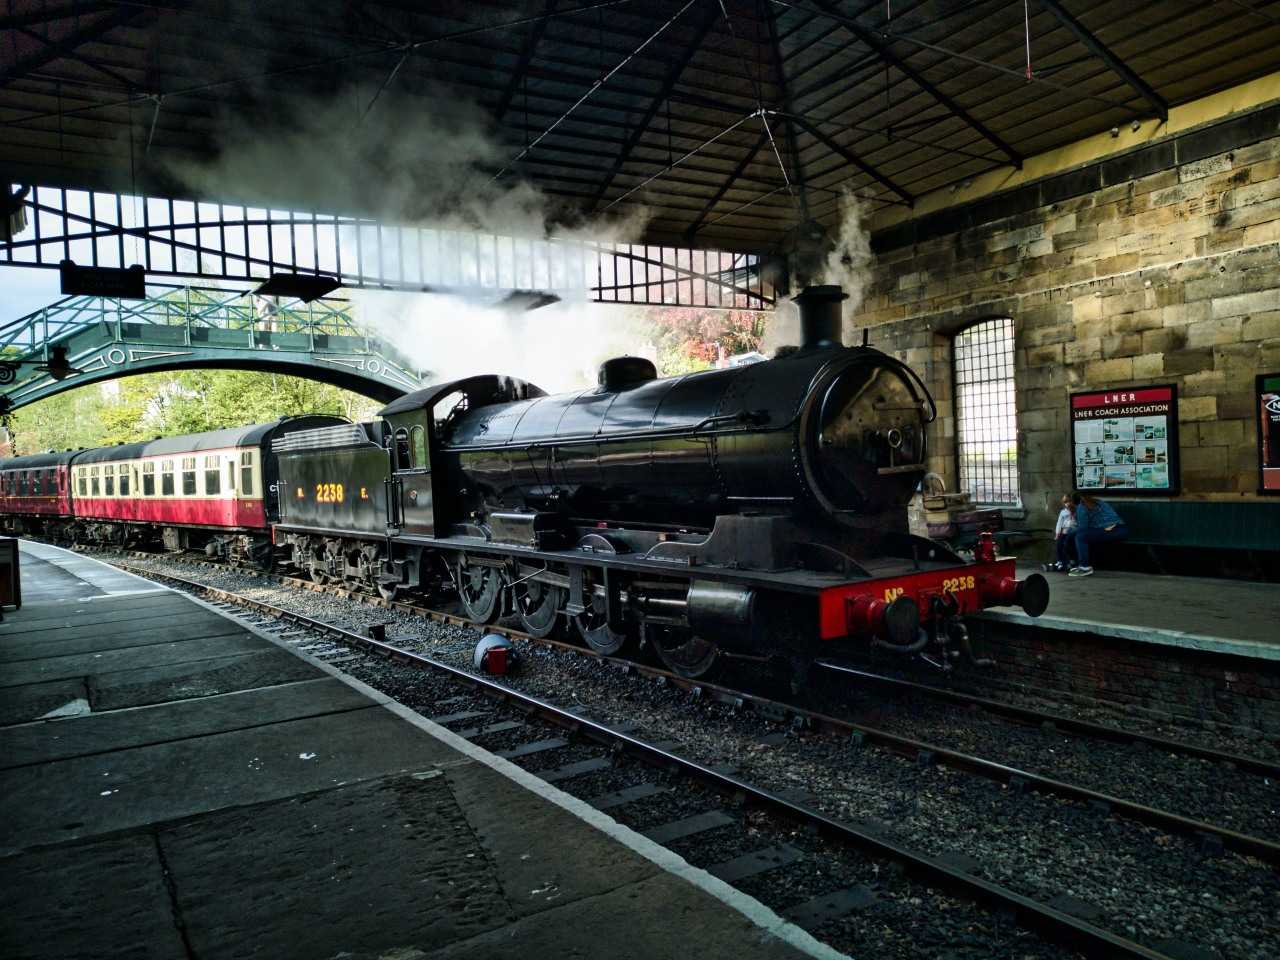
[1259, 372, 1280, 495]
[1070, 384, 1180, 495]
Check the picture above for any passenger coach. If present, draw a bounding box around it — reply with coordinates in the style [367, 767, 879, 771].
[0, 416, 341, 565]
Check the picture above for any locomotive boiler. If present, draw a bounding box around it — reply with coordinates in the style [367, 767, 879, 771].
[439, 285, 931, 532]
[273, 284, 1048, 680]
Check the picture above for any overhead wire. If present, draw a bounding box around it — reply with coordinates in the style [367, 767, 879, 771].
[2, 0, 637, 128]
[491, 0, 699, 180]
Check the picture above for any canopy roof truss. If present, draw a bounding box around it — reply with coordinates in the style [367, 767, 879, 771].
[1, 1, 1277, 252]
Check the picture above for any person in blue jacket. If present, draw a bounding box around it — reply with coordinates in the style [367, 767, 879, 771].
[1070, 491, 1127, 577]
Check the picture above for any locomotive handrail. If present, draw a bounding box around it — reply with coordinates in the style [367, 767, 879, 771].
[442, 412, 791, 452]
[880, 355, 938, 424]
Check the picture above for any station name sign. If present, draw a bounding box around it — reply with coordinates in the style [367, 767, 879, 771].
[1070, 384, 1179, 495]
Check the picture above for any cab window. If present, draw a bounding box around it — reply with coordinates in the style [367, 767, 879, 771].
[411, 425, 427, 468]
[394, 429, 411, 470]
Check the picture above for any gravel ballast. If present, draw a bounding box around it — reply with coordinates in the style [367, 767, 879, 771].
[111, 553, 1280, 960]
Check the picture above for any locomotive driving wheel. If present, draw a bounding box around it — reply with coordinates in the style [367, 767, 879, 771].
[512, 581, 563, 638]
[573, 594, 631, 656]
[456, 556, 503, 624]
[646, 625, 720, 679]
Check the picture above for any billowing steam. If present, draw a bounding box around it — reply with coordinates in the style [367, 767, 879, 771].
[163, 80, 654, 390]
[761, 189, 875, 354]
[354, 289, 654, 393]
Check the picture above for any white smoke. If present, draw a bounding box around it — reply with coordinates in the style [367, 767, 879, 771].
[162, 80, 657, 390]
[354, 289, 654, 393]
[760, 189, 875, 354]
[824, 190, 875, 328]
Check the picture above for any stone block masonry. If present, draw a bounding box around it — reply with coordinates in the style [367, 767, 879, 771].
[860, 106, 1280, 537]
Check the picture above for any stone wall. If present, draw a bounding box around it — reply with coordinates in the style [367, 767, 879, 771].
[854, 105, 1280, 537]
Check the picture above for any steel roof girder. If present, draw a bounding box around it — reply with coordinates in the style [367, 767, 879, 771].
[1037, 0, 1169, 122]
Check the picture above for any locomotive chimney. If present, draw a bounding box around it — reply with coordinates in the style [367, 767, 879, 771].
[793, 285, 847, 349]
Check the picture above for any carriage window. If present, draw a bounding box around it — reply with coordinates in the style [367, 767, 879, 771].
[104, 470, 115, 496]
[142, 462, 155, 496]
[31, 472, 42, 496]
[954, 317, 1020, 505]
[411, 425, 427, 468]
[394, 429, 411, 470]
[182, 457, 197, 495]
[240, 451, 254, 496]
[162, 460, 175, 496]
[78, 469, 87, 496]
[204, 455, 221, 495]
[46, 469, 55, 493]
[118, 463, 130, 497]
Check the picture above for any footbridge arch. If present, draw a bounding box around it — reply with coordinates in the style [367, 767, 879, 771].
[0, 285, 428, 412]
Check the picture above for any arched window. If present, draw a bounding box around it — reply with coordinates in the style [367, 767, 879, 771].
[953, 317, 1019, 505]
[410, 425, 427, 468]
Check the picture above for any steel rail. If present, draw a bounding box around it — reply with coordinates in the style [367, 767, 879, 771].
[120, 561, 1177, 960]
[108, 549, 1280, 864]
[113, 554, 1280, 871]
[816, 662, 1280, 781]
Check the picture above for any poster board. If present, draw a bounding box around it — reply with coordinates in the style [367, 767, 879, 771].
[1259, 372, 1280, 495]
[1070, 384, 1179, 495]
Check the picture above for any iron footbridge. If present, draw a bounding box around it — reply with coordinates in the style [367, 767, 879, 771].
[0, 284, 428, 412]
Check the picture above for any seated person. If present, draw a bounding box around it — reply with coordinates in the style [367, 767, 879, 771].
[1045, 494, 1077, 571]
[1070, 492, 1127, 577]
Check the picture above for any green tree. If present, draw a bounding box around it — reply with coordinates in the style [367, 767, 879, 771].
[647, 307, 768, 376]
[7, 369, 382, 454]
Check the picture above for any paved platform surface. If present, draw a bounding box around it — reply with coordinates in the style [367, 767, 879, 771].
[978, 564, 1280, 661]
[0, 541, 830, 960]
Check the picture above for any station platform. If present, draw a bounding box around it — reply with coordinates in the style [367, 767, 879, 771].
[0, 541, 832, 960]
[978, 565, 1280, 661]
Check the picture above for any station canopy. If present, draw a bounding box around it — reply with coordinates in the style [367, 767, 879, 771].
[2, 1, 1279, 253]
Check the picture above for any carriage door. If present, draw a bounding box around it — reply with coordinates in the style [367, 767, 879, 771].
[391, 423, 434, 537]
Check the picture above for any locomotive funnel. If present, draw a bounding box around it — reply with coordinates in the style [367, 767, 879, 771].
[793, 285, 847, 349]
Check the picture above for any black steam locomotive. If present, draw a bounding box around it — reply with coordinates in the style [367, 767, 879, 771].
[272, 285, 1047, 679]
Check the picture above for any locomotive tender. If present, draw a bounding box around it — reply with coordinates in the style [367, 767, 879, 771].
[272, 285, 1048, 678]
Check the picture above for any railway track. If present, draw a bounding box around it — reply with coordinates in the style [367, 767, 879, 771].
[101, 554, 1280, 957]
[122, 560, 1182, 960]
[104, 550, 1280, 867]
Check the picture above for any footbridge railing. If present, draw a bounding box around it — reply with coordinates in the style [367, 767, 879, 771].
[0, 284, 428, 412]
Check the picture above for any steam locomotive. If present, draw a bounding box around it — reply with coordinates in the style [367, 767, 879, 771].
[270, 285, 1048, 678]
[1, 285, 1046, 679]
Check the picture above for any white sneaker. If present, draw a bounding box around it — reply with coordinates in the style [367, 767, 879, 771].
[1068, 566, 1094, 577]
